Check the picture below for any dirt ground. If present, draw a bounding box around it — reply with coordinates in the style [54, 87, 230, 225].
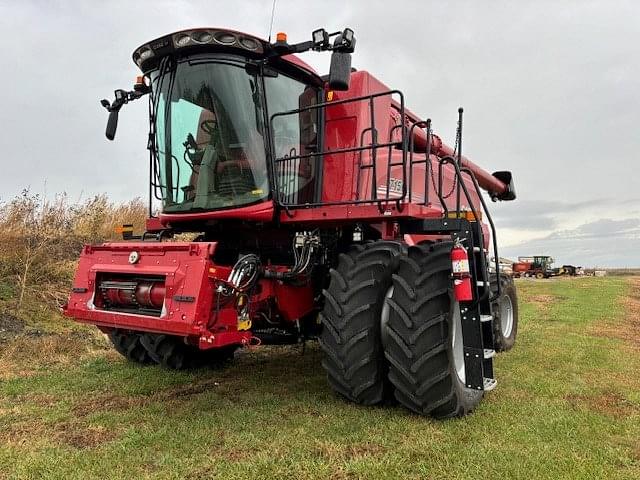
[0, 312, 24, 343]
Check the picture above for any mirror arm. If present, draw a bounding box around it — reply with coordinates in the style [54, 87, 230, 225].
[101, 88, 146, 113]
[268, 27, 356, 57]
[290, 40, 314, 54]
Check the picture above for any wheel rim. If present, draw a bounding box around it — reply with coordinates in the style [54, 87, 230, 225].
[500, 294, 514, 338]
[451, 303, 466, 384]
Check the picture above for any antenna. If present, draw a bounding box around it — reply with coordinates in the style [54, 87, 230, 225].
[267, 0, 277, 42]
[457, 107, 463, 166]
[455, 107, 463, 214]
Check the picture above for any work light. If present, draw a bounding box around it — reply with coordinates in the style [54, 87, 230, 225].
[192, 30, 213, 43]
[342, 28, 354, 45]
[214, 31, 236, 45]
[174, 34, 191, 48]
[312, 28, 328, 48]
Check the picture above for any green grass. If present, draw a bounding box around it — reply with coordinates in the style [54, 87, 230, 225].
[0, 281, 14, 302]
[0, 277, 638, 479]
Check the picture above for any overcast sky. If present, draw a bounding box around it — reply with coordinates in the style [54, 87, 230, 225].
[0, 0, 638, 267]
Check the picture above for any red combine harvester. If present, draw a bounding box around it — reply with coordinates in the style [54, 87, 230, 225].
[64, 27, 519, 418]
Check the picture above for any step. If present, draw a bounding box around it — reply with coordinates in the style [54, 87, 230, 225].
[483, 348, 496, 359]
[483, 377, 498, 392]
[480, 314, 493, 323]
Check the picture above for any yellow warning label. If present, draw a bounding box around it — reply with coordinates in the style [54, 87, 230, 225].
[237, 318, 252, 331]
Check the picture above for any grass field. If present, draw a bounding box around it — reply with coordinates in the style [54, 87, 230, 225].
[0, 277, 639, 479]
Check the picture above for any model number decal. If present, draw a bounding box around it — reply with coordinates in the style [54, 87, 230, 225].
[379, 178, 403, 194]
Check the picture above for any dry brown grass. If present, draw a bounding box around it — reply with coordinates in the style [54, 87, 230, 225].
[565, 391, 640, 417]
[0, 191, 147, 340]
[607, 268, 640, 276]
[69, 377, 224, 421]
[313, 441, 388, 462]
[0, 417, 120, 450]
[526, 294, 556, 311]
[0, 332, 110, 380]
[589, 277, 640, 350]
[55, 422, 119, 449]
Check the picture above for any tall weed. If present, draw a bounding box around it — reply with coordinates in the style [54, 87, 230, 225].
[0, 190, 147, 313]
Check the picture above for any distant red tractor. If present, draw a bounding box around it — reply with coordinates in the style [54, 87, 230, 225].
[512, 256, 580, 279]
[64, 27, 519, 418]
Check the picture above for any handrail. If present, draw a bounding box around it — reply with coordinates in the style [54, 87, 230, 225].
[437, 156, 496, 304]
[460, 167, 501, 302]
[269, 89, 406, 209]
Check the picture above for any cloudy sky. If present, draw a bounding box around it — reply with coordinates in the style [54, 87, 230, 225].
[0, 0, 638, 266]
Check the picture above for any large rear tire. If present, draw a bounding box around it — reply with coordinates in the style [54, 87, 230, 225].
[108, 330, 154, 365]
[319, 241, 401, 405]
[491, 274, 518, 352]
[140, 334, 236, 370]
[382, 242, 483, 418]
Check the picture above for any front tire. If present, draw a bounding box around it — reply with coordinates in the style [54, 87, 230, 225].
[108, 330, 153, 365]
[319, 241, 401, 405]
[382, 242, 483, 418]
[140, 334, 236, 370]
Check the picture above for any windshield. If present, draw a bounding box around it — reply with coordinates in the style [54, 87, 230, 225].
[153, 59, 269, 212]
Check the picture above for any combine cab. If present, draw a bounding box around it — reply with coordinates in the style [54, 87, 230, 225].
[64, 27, 519, 418]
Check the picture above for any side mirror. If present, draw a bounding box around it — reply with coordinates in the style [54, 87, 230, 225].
[491, 171, 517, 201]
[101, 88, 140, 141]
[329, 50, 352, 91]
[328, 30, 355, 91]
[106, 110, 119, 140]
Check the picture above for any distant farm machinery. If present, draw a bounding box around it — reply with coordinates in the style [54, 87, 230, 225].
[512, 256, 582, 279]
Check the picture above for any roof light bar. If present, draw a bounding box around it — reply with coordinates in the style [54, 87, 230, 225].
[132, 29, 265, 70]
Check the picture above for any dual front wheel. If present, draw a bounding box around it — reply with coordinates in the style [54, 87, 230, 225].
[320, 241, 518, 418]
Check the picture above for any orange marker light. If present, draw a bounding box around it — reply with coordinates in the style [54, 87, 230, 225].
[276, 32, 287, 42]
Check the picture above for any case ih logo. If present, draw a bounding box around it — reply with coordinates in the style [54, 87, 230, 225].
[150, 39, 170, 50]
[128, 251, 140, 264]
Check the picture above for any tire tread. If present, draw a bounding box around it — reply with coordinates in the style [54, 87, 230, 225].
[382, 242, 483, 418]
[320, 241, 402, 405]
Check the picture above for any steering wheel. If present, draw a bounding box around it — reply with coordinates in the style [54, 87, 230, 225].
[200, 119, 218, 135]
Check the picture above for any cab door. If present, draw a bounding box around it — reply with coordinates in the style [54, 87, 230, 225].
[265, 74, 319, 205]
